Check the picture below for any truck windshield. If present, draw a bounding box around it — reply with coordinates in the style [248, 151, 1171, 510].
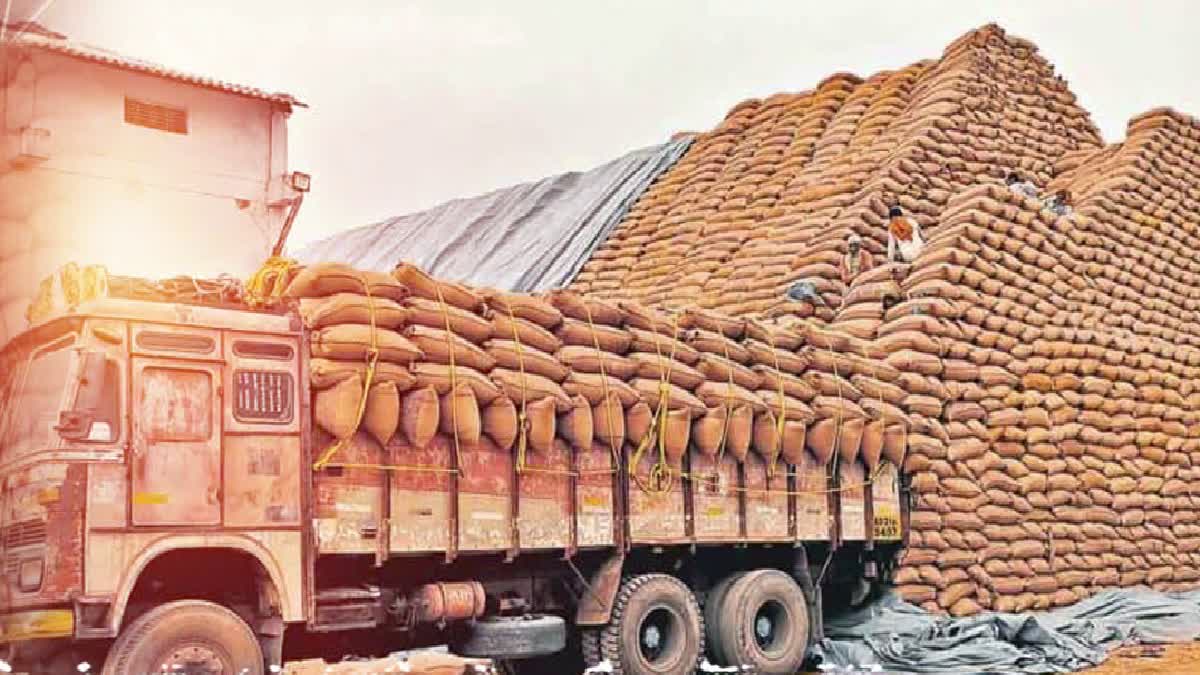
[0, 333, 77, 464]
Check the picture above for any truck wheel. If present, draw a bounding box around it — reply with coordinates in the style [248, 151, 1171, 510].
[598, 574, 703, 675]
[702, 571, 746, 664]
[102, 600, 263, 675]
[452, 614, 567, 660]
[709, 570, 809, 674]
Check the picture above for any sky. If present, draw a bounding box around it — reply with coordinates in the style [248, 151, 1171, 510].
[15, 0, 1200, 248]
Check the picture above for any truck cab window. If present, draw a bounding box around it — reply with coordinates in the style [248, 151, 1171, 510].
[0, 335, 76, 463]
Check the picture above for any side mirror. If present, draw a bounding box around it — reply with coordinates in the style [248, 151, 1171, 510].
[56, 351, 116, 442]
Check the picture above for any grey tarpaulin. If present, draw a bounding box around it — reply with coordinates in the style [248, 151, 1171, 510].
[292, 137, 693, 291]
[812, 589, 1200, 673]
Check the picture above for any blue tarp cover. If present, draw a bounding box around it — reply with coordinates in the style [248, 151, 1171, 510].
[814, 588, 1200, 673]
[293, 138, 692, 292]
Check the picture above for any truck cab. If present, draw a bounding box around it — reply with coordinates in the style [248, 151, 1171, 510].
[0, 299, 306, 672]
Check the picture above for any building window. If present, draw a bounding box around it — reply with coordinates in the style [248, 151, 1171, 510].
[124, 98, 188, 134]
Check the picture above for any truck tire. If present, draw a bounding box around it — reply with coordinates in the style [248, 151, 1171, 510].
[709, 569, 809, 674]
[597, 574, 704, 675]
[452, 614, 567, 660]
[102, 600, 263, 675]
[702, 571, 746, 664]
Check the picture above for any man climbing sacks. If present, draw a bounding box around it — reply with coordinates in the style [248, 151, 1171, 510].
[839, 233, 874, 285]
[886, 206, 924, 263]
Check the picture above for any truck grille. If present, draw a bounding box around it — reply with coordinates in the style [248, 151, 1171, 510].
[3, 520, 47, 549]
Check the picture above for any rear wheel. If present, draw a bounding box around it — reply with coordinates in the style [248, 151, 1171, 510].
[708, 569, 809, 674]
[703, 571, 746, 664]
[102, 600, 263, 675]
[596, 574, 703, 675]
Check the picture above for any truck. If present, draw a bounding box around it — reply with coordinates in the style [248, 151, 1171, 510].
[0, 272, 906, 675]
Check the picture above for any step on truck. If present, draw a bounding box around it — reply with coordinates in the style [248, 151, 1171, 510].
[0, 272, 906, 675]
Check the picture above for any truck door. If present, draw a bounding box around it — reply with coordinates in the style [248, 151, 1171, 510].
[131, 356, 222, 526]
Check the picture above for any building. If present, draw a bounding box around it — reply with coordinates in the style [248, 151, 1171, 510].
[0, 22, 306, 346]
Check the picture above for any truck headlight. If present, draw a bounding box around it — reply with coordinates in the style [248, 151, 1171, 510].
[18, 559, 43, 592]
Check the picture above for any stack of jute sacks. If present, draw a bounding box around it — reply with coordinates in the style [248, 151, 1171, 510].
[882, 108, 1200, 616]
[283, 260, 908, 519]
[571, 24, 1102, 319]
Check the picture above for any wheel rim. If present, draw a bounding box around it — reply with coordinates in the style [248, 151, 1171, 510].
[156, 641, 232, 674]
[638, 604, 684, 668]
[752, 599, 791, 657]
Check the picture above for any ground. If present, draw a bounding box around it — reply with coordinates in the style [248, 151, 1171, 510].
[1079, 642, 1200, 675]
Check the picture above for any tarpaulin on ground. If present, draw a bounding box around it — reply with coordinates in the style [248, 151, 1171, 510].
[292, 137, 692, 292]
[813, 588, 1200, 673]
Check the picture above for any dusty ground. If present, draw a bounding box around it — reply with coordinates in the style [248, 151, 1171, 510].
[1079, 642, 1200, 675]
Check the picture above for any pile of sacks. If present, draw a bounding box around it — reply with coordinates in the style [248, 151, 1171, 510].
[572, 24, 1102, 320]
[284, 260, 908, 504]
[886, 108, 1200, 617]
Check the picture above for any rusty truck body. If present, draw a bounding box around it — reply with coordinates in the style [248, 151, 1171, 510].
[0, 295, 905, 674]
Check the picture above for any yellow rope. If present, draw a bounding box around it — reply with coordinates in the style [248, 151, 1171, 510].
[245, 256, 298, 308]
[503, 300, 532, 475]
[629, 314, 683, 494]
[580, 304, 622, 477]
[435, 285, 466, 477]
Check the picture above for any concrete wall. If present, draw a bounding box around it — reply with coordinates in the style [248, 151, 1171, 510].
[0, 46, 297, 346]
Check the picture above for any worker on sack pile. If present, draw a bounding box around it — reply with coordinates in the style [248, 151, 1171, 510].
[1006, 171, 1039, 199]
[1043, 189, 1074, 217]
[839, 233, 874, 285]
[886, 206, 924, 263]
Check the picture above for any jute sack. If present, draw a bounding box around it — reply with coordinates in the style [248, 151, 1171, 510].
[310, 359, 416, 391]
[559, 396, 595, 450]
[438, 384, 481, 446]
[405, 297, 493, 343]
[663, 408, 692, 459]
[744, 340, 808, 374]
[392, 263, 484, 311]
[315, 374, 364, 440]
[299, 294, 407, 329]
[690, 329, 751, 363]
[409, 363, 502, 405]
[563, 372, 640, 407]
[401, 386, 440, 449]
[633, 378, 708, 416]
[780, 420, 807, 465]
[806, 417, 840, 465]
[483, 397, 519, 450]
[364, 382, 400, 446]
[625, 401, 653, 446]
[526, 398, 558, 454]
[620, 300, 681, 337]
[490, 368, 573, 412]
[838, 417, 866, 464]
[485, 340, 569, 381]
[627, 352, 706, 389]
[490, 311, 563, 353]
[678, 306, 746, 339]
[627, 327, 701, 364]
[753, 411, 782, 463]
[743, 320, 804, 350]
[692, 407, 728, 456]
[557, 319, 633, 353]
[310, 325, 423, 364]
[755, 367, 818, 401]
[287, 262, 408, 302]
[593, 391, 626, 450]
[727, 405, 753, 462]
[556, 346, 639, 380]
[547, 289, 625, 326]
[696, 381, 767, 414]
[483, 290, 563, 329]
[860, 419, 884, 469]
[756, 391, 815, 422]
[697, 353, 762, 390]
[406, 326, 496, 372]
